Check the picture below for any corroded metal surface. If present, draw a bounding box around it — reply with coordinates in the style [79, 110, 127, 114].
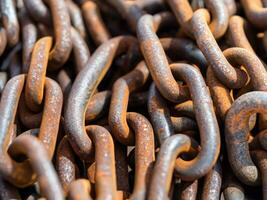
[0, 0, 266, 199]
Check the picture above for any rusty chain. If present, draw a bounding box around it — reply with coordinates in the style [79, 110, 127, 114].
[0, 0, 267, 199]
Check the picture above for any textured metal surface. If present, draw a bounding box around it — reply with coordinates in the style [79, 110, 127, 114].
[0, 0, 266, 199]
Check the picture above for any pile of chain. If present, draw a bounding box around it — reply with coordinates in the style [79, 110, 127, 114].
[0, 0, 267, 199]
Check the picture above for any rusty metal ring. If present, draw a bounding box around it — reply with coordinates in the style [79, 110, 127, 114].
[191, 9, 247, 89]
[25, 37, 52, 112]
[48, 0, 72, 70]
[137, 15, 190, 103]
[170, 63, 220, 181]
[166, 0, 229, 39]
[241, 0, 267, 29]
[65, 36, 137, 159]
[126, 112, 155, 199]
[82, 1, 111, 45]
[148, 134, 191, 200]
[1, 0, 20, 46]
[8, 134, 64, 199]
[108, 61, 149, 145]
[85, 125, 117, 199]
[224, 91, 267, 185]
